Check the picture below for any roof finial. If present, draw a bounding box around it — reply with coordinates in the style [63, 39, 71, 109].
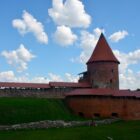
[100, 26, 104, 36]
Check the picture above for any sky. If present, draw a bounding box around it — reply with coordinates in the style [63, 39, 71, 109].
[0, 0, 140, 89]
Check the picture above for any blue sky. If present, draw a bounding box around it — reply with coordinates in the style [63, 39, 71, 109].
[0, 0, 140, 89]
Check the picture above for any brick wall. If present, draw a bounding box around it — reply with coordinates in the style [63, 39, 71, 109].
[87, 62, 119, 89]
[66, 95, 140, 120]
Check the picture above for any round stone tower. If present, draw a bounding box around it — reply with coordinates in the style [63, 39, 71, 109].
[86, 33, 120, 89]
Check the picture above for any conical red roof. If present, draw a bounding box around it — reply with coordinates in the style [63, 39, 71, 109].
[87, 33, 120, 64]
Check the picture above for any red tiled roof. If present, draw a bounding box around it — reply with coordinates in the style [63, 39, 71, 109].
[66, 88, 140, 98]
[66, 88, 114, 96]
[0, 82, 50, 89]
[0, 81, 91, 89]
[49, 82, 91, 88]
[87, 33, 120, 64]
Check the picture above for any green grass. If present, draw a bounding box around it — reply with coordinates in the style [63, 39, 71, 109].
[0, 98, 140, 140]
[0, 121, 140, 140]
[0, 97, 83, 125]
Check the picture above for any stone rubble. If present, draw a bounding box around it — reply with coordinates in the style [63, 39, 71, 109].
[0, 118, 121, 130]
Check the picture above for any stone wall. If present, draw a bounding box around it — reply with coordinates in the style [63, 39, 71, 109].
[0, 87, 74, 98]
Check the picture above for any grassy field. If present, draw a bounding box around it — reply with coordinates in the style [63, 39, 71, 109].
[0, 121, 140, 140]
[0, 97, 83, 125]
[0, 98, 140, 140]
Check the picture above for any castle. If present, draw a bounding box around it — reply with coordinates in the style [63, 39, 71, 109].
[0, 33, 140, 120]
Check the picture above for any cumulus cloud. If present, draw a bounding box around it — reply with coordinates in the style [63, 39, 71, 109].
[109, 30, 128, 42]
[30, 73, 78, 83]
[64, 73, 79, 82]
[48, 73, 63, 82]
[0, 71, 17, 82]
[112, 49, 140, 89]
[1, 44, 35, 72]
[0, 71, 29, 82]
[30, 76, 49, 83]
[119, 69, 140, 90]
[12, 11, 48, 44]
[48, 0, 91, 28]
[114, 49, 140, 73]
[71, 27, 104, 63]
[0, 71, 78, 83]
[47, 73, 78, 82]
[54, 25, 77, 46]
[0, 71, 49, 83]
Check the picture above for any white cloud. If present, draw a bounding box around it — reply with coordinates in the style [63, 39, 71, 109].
[0, 71, 49, 83]
[54, 25, 77, 46]
[12, 19, 27, 34]
[65, 73, 79, 82]
[1, 44, 35, 72]
[112, 49, 140, 89]
[114, 49, 140, 73]
[72, 27, 104, 63]
[47, 73, 78, 82]
[48, 0, 91, 28]
[30, 76, 49, 83]
[31, 73, 78, 83]
[94, 28, 105, 36]
[48, 73, 63, 82]
[0, 71, 29, 82]
[109, 30, 128, 42]
[0, 71, 78, 84]
[119, 69, 140, 90]
[12, 11, 48, 44]
[0, 71, 16, 82]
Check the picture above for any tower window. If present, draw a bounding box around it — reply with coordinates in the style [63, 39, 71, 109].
[110, 79, 113, 83]
[112, 69, 114, 73]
